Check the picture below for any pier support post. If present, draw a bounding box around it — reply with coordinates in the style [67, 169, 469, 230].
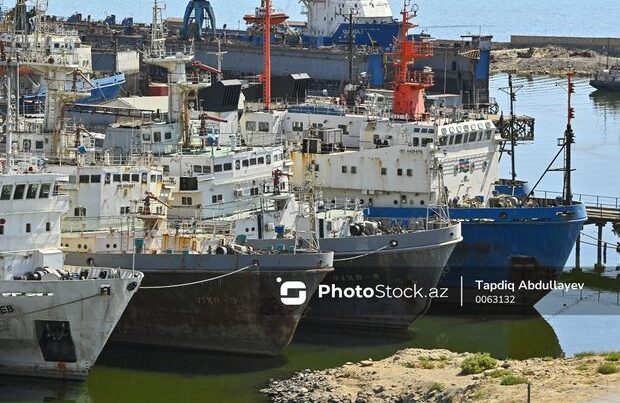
[595, 223, 605, 271]
[574, 234, 581, 271]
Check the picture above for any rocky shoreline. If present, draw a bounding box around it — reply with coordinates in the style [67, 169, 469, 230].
[261, 349, 620, 403]
[491, 45, 620, 77]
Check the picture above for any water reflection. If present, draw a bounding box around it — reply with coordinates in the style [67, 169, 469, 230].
[590, 90, 620, 111]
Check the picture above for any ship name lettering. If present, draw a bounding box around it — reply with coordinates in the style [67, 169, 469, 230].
[0, 305, 14, 314]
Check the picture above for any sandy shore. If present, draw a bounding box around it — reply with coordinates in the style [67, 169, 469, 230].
[261, 349, 620, 402]
[491, 45, 620, 77]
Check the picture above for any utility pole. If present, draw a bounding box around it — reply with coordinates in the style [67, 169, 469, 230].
[498, 72, 522, 184]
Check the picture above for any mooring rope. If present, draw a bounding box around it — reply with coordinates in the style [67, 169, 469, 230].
[333, 244, 391, 262]
[0, 293, 101, 322]
[140, 262, 259, 290]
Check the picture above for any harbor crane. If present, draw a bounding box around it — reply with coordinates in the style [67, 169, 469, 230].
[181, 0, 216, 40]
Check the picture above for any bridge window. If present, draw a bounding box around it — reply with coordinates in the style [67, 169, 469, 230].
[165, 132, 172, 140]
[439, 137, 447, 146]
[338, 124, 349, 135]
[39, 184, 51, 198]
[407, 169, 413, 177]
[422, 138, 433, 147]
[79, 175, 90, 184]
[194, 165, 203, 173]
[381, 168, 387, 176]
[397, 168, 403, 176]
[250, 158, 257, 166]
[245, 121, 256, 131]
[13, 184, 25, 200]
[122, 174, 130, 182]
[143, 133, 151, 141]
[351, 166, 357, 174]
[448, 135, 454, 145]
[412, 137, 419, 147]
[242, 160, 249, 167]
[26, 184, 39, 199]
[342, 166, 347, 174]
[131, 174, 139, 182]
[113, 174, 121, 182]
[154, 132, 162, 142]
[203, 165, 212, 174]
[224, 163, 233, 171]
[1, 185, 12, 200]
[486, 130, 493, 140]
[469, 132, 477, 142]
[454, 134, 463, 144]
[292, 122, 304, 132]
[258, 157, 264, 164]
[214, 164, 222, 173]
[259, 122, 270, 132]
[91, 175, 101, 183]
[36, 141, 44, 150]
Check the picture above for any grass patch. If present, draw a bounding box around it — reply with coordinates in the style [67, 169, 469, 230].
[574, 352, 596, 358]
[460, 353, 498, 375]
[575, 364, 590, 372]
[429, 382, 444, 392]
[597, 362, 619, 375]
[500, 375, 529, 386]
[471, 388, 491, 400]
[605, 352, 620, 362]
[417, 358, 435, 369]
[486, 369, 513, 378]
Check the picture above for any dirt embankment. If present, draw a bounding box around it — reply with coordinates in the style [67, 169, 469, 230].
[491, 46, 620, 77]
[261, 349, 620, 403]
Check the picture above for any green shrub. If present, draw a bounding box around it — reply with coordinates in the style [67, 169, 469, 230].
[460, 353, 498, 375]
[604, 352, 620, 362]
[575, 364, 590, 372]
[598, 362, 619, 375]
[574, 351, 596, 358]
[500, 375, 529, 385]
[486, 369, 513, 378]
[429, 382, 444, 392]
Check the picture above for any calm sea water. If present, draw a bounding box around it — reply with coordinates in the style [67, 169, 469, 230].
[45, 0, 620, 41]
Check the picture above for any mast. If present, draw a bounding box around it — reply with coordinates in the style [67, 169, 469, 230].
[562, 72, 575, 204]
[262, 0, 272, 110]
[391, 1, 433, 120]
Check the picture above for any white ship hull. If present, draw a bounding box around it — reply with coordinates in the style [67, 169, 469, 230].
[0, 268, 143, 380]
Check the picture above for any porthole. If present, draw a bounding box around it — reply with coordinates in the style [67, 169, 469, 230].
[499, 212, 508, 220]
[393, 200, 398, 205]
[420, 200, 425, 206]
[106, 244, 110, 249]
[113, 244, 117, 248]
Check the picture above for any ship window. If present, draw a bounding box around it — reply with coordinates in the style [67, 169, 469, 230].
[79, 175, 90, 184]
[0, 225, 4, 235]
[143, 133, 151, 141]
[449, 127, 455, 134]
[211, 194, 223, 203]
[470, 124, 477, 130]
[351, 166, 357, 174]
[74, 207, 86, 217]
[259, 122, 269, 132]
[397, 168, 403, 176]
[407, 169, 413, 177]
[164, 132, 172, 140]
[469, 132, 477, 142]
[463, 125, 469, 132]
[181, 197, 193, 205]
[113, 174, 121, 182]
[214, 164, 222, 173]
[26, 184, 39, 199]
[441, 128, 447, 135]
[485, 122, 492, 129]
[26, 223, 31, 233]
[91, 175, 101, 183]
[258, 157, 265, 164]
[203, 165, 211, 174]
[338, 124, 349, 135]
[429, 128, 435, 134]
[36, 140, 44, 149]
[292, 122, 304, 132]
[454, 134, 463, 144]
[223, 163, 232, 171]
[180, 177, 198, 191]
[381, 168, 387, 175]
[46, 222, 51, 232]
[439, 137, 447, 146]
[194, 165, 202, 173]
[412, 137, 419, 147]
[413, 127, 420, 133]
[342, 165, 347, 173]
[242, 159, 249, 167]
[122, 174, 130, 182]
[13, 184, 25, 199]
[250, 158, 257, 166]
[448, 135, 454, 145]
[463, 133, 469, 143]
[1, 185, 12, 200]
[477, 132, 483, 141]
[151, 175, 157, 182]
[456, 126, 463, 133]
[486, 130, 493, 140]
[163, 165, 170, 174]
[39, 184, 51, 198]
[478, 123, 484, 129]
[422, 138, 433, 147]
[421, 128, 429, 134]
[245, 121, 256, 131]
[154, 132, 162, 142]
[131, 174, 139, 182]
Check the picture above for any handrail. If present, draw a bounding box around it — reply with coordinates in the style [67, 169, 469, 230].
[538, 190, 620, 210]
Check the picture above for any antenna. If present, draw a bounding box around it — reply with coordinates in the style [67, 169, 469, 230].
[559, 71, 576, 204]
[498, 72, 523, 186]
[337, 7, 359, 85]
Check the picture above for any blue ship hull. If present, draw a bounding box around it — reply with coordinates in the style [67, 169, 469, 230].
[9, 72, 126, 114]
[366, 200, 587, 306]
[301, 21, 400, 49]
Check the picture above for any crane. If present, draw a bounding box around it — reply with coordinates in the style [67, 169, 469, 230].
[181, 0, 216, 40]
